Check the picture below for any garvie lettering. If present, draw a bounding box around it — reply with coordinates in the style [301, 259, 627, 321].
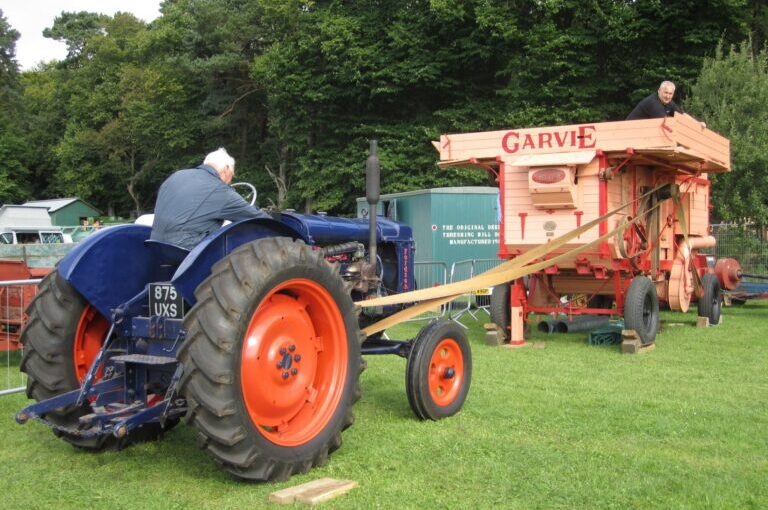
[501, 125, 597, 154]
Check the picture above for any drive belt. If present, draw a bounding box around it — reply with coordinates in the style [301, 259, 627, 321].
[357, 184, 670, 336]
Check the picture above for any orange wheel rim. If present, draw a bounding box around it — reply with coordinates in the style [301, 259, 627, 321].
[241, 278, 348, 447]
[74, 305, 110, 382]
[428, 338, 464, 406]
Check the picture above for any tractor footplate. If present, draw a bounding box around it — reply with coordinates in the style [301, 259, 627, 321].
[110, 354, 177, 365]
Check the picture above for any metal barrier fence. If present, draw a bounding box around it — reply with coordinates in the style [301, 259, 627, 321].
[0, 278, 39, 396]
[409, 261, 450, 322]
[448, 258, 504, 326]
[449, 260, 475, 324]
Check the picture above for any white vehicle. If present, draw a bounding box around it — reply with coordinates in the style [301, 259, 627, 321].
[0, 205, 73, 244]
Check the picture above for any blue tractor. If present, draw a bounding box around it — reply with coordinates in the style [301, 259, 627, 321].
[16, 143, 472, 481]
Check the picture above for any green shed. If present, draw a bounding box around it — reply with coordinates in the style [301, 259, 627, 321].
[356, 187, 500, 285]
[23, 198, 102, 227]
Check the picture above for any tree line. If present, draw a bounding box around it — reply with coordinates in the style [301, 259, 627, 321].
[0, 0, 766, 223]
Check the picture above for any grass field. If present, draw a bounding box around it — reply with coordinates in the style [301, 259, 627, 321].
[0, 301, 766, 509]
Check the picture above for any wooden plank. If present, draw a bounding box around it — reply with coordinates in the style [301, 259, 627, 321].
[269, 478, 339, 504]
[269, 478, 358, 505]
[295, 479, 358, 505]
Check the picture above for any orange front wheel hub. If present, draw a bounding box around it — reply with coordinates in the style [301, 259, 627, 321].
[428, 338, 464, 406]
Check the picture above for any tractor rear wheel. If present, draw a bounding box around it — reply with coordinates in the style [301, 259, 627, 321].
[489, 284, 510, 338]
[623, 276, 659, 345]
[178, 237, 363, 482]
[406, 319, 472, 421]
[20, 271, 172, 449]
[697, 273, 722, 326]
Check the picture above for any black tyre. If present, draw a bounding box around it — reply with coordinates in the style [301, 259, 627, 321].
[697, 273, 722, 325]
[406, 319, 472, 421]
[623, 276, 659, 345]
[20, 271, 173, 449]
[489, 284, 510, 337]
[177, 237, 363, 482]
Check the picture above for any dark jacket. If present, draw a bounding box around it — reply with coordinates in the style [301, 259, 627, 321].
[150, 164, 269, 249]
[626, 93, 683, 120]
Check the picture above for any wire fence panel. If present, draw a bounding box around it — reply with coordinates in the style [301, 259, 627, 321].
[710, 224, 768, 280]
[0, 279, 39, 396]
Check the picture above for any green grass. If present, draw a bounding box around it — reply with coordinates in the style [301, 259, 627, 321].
[1, 302, 767, 509]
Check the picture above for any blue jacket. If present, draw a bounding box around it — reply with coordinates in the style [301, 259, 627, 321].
[150, 164, 269, 249]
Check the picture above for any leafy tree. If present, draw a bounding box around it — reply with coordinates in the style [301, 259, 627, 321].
[42, 11, 110, 62]
[0, 9, 29, 203]
[688, 41, 768, 225]
[13, 0, 764, 218]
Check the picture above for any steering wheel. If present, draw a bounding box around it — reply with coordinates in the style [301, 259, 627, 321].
[231, 182, 257, 206]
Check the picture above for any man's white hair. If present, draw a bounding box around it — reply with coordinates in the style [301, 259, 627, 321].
[204, 147, 235, 171]
[659, 80, 676, 91]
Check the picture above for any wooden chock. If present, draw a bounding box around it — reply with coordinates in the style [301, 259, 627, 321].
[696, 316, 710, 328]
[621, 329, 655, 354]
[483, 323, 506, 346]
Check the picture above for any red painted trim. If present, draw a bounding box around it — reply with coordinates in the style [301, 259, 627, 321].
[613, 270, 624, 314]
[528, 306, 614, 316]
[518, 212, 528, 240]
[497, 160, 508, 259]
[574, 210, 583, 239]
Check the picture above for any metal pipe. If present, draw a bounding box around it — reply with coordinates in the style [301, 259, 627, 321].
[0, 387, 25, 396]
[537, 320, 555, 333]
[555, 315, 611, 333]
[740, 272, 768, 280]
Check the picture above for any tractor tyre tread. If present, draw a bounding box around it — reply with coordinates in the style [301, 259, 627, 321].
[178, 237, 362, 482]
[623, 276, 660, 345]
[697, 273, 722, 325]
[406, 319, 472, 421]
[20, 271, 173, 450]
[489, 284, 510, 338]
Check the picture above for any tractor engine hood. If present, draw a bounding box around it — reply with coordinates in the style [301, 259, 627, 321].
[277, 211, 412, 245]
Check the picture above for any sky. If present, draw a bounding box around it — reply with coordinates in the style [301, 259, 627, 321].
[0, 0, 162, 70]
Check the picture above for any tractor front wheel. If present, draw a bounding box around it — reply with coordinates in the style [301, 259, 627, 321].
[406, 319, 472, 420]
[178, 237, 363, 482]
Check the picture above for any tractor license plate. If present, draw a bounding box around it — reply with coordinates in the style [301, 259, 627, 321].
[148, 283, 184, 319]
[473, 287, 491, 296]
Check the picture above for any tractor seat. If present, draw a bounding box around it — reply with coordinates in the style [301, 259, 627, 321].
[143, 239, 190, 267]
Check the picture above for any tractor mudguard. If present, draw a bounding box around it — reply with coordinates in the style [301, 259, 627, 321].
[171, 217, 303, 306]
[57, 224, 164, 320]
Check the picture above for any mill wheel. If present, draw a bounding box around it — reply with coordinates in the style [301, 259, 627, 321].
[697, 273, 722, 326]
[177, 237, 363, 482]
[623, 276, 659, 345]
[20, 271, 173, 449]
[406, 319, 472, 421]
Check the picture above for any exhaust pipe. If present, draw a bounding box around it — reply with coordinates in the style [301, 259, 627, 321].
[366, 140, 380, 268]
